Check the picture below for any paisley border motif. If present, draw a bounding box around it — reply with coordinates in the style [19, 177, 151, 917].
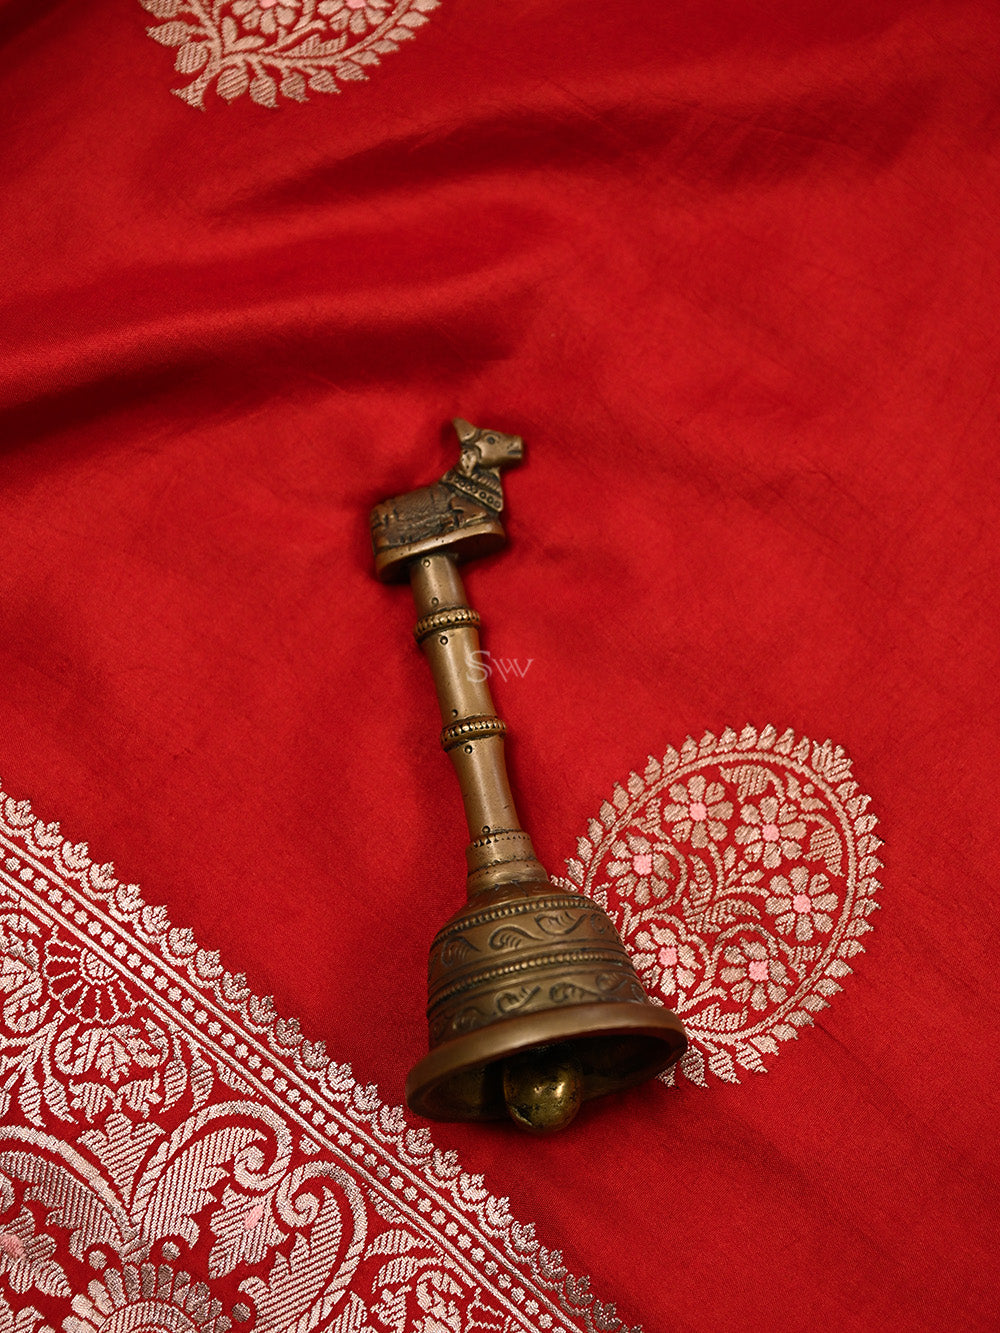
[0, 781, 637, 1333]
[138, 0, 441, 108]
[558, 725, 882, 1088]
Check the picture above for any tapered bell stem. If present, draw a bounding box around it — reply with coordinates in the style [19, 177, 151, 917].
[412, 553, 576, 1130]
[409, 553, 544, 886]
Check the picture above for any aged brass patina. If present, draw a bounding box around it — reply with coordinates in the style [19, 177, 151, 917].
[371, 419, 687, 1130]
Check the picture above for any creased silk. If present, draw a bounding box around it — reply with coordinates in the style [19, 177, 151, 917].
[1, 1, 998, 1328]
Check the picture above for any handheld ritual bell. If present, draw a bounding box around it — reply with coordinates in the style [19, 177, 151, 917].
[371, 419, 686, 1131]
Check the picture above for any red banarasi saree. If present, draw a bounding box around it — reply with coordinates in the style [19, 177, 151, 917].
[1, 2, 997, 1329]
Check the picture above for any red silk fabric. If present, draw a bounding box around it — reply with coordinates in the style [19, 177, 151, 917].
[1, 1, 998, 1327]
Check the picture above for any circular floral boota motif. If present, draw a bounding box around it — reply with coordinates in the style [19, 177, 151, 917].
[139, 0, 441, 108]
[559, 726, 882, 1087]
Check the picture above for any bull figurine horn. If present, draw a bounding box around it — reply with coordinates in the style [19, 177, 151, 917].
[370, 419, 687, 1132]
[451, 416, 478, 443]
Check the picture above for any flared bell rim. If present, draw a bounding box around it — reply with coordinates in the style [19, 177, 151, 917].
[406, 1000, 687, 1123]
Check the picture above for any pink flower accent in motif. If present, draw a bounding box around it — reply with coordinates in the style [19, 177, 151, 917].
[661, 774, 733, 848]
[605, 831, 674, 906]
[734, 795, 806, 868]
[767, 866, 838, 942]
[721, 939, 791, 1010]
[631, 924, 699, 999]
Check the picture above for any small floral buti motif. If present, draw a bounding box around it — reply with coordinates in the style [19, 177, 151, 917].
[721, 939, 791, 1010]
[661, 774, 733, 848]
[766, 866, 838, 943]
[605, 831, 676, 906]
[138, 0, 441, 108]
[631, 923, 699, 1001]
[734, 794, 806, 868]
[561, 726, 881, 1087]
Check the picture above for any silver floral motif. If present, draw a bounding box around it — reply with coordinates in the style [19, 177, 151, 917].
[720, 938, 790, 1010]
[44, 938, 137, 1023]
[604, 831, 675, 906]
[561, 725, 881, 1088]
[630, 923, 699, 1002]
[766, 866, 838, 943]
[661, 774, 733, 848]
[231, 0, 304, 36]
[319, 0, 392, 30]
[734, 793, 806, 869]
[138, 0, 441, 108]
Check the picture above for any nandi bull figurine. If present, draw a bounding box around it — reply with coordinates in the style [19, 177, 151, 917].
[371, 418, 523, 580]
[371, 419, 687, 1132]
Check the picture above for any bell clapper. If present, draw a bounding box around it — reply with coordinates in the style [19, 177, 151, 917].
[502, 1047, 584, 1133]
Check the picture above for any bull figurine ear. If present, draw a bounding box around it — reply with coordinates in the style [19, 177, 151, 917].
[453, 418, 478, 444]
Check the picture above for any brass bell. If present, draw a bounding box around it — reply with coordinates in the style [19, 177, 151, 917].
[371, 420, 686, 1131]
